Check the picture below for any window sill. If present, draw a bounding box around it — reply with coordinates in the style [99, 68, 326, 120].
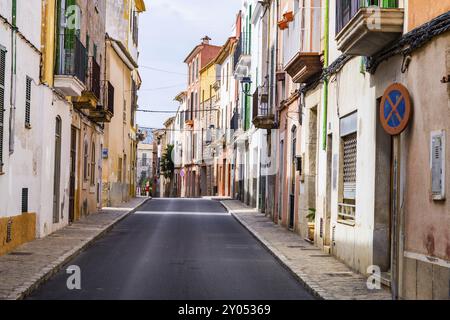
[337, 219, 355, 227]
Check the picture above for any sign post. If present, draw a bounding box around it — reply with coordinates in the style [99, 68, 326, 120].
[380, 83, 412, 300]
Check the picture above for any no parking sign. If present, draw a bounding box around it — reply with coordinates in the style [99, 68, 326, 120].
[380, 83, 412, 136]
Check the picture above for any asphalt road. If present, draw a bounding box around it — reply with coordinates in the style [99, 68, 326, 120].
[28, 198, 314, 300]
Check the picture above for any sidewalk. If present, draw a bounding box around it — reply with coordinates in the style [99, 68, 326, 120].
[221, 200, 392, 300]
[0, 197, 150, 300]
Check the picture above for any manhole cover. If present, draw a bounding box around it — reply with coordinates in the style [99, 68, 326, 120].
[9, 252, 33, 256]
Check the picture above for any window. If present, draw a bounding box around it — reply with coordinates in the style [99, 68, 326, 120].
[118, 157, 123, 183]
[142, 153, 147, 166]
[83, 140, 89, 181]
[132, 10, 139, 45]
[123, 98, 127, 123]
[0, 46, 5, 172]
[90, 142, 96, 186]
[22, 188, 29, 213]
[24, 77, 32, 128]
[195, 57, 199, 80]
[338, 112, 358, 224]
[226, 62, 229, 92]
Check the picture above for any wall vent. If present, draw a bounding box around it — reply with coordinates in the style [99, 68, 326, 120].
[6, 219, 12, 243]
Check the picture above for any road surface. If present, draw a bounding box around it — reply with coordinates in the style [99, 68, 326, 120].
[28, 198, 314, 300]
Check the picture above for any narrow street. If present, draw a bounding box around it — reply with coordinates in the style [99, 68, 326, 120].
[27, 199, 314, 300]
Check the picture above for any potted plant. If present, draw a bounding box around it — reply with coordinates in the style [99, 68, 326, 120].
[306, 208, 316, 241]
[283, 11, 294, 22]
[278, 19, 288, 30]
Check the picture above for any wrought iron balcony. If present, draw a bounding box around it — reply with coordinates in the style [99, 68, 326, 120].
[336, 0, 404, 56]
[54, 34, 87, 97]
[233, 32, 251, 79]
[252, 86, 276, 129]
[88, 81, 114, 123]
[73, 56, 102, 109]
[87, 56, 101, 100]
[283, 6, 323, 83]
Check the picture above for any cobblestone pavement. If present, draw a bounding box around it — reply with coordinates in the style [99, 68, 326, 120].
[0, 197, 150, 300]
[221, 200, 392, 300]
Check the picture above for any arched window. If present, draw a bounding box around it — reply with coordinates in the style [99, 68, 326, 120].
[90, 142, 96, 186]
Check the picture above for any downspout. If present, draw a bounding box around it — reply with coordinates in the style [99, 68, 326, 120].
[321, 0, 329, 151]
[9, 0, 17, 154]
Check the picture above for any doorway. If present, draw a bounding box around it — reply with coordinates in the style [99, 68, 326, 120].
[53, 117, 62, 224]
[278, 139, 284, 224]
[374, 97, 393, 285]
[289, 126, 297, 230]
[69, 126, 77, 223]
[324, 134, 332, 247]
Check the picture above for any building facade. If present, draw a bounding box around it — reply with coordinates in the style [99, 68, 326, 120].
[102, 0, 145, 207]
[0, 0, 145, 256]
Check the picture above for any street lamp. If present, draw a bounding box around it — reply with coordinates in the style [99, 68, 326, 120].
[240, 77, 252, 96]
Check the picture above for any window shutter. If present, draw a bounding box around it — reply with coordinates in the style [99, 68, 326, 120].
[25, 77, 31, 127]
[431, 131, 446, 200]
[343, 132, 357, 200]
[0, 48, 6, 169]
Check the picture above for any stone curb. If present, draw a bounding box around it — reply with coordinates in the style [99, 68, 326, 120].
[6, 197, 152, 300]
[220, 200, 329, 300]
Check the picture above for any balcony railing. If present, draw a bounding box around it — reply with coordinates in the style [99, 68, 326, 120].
[106, 81, 114, 114]
[283, 6, 322, 68]
[233, 32, 251, 77]
[87, 56, 101, 100]
[335, 0, 403, 56]
[56, 34, 87, 84]
[252, 85, 276, 129]
[87, 81, 114, 123]
[338, 203, 356, 225]
[336, 0, 399, 34]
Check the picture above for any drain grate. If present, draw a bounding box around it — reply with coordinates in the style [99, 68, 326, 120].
[287, 245, 305, 249]
[9, 252, 33, 256]
[309, 254, 331, 258]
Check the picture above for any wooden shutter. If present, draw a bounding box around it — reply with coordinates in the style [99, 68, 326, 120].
[0, 48, 6, 169]
[25, 77, 31, 127]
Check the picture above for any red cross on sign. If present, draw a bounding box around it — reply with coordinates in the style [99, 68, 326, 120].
[380, 83, 412, 136]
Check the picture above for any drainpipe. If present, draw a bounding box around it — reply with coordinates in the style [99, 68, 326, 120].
[321, 0, 329, 151]
[9, 0, 17, 154]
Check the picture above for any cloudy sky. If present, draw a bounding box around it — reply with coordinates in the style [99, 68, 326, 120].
[136, 0, 241, 130]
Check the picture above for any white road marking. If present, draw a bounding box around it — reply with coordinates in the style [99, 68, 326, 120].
[134, 211, 231, 216]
